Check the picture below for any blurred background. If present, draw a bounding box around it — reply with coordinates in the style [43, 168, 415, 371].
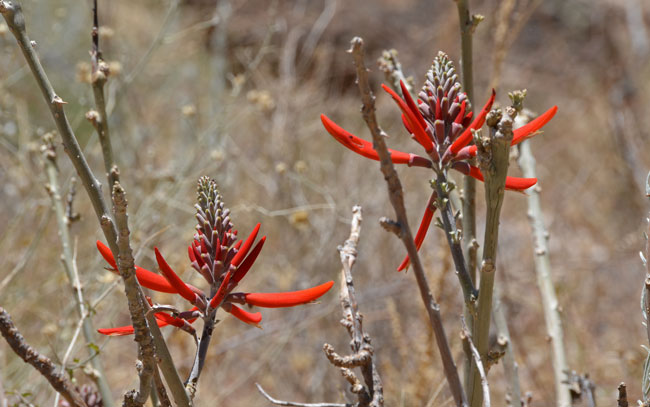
[1, 0, 650, 405]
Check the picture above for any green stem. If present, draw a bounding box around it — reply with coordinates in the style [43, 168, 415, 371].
[469, 108, 514, 407]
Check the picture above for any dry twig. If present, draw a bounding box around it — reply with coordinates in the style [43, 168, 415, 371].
[461, 320, 490, 407]
[255, 383, 351, 407]
[516, 110, 571, 407]
[324, 205, 383, 407]
[0, 307, 87, 407]
[348, 36, 467, 407]
[0, 3, 190, 405]
[41, 135, 114, 406]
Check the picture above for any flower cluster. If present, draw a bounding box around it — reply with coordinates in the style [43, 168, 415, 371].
[97, 177, 333, 336]
[321, 52, 557, 271]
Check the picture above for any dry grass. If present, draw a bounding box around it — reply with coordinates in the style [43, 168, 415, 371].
[1, 0, 650, 405]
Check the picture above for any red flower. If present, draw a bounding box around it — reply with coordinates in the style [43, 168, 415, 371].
[98, 178, 333, 336]
[321, 52, 557, 270]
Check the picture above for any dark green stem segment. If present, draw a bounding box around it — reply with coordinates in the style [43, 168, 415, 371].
[469, 108, 515, 407]
[185, 313, 216, 399]
[434, 172, 478, 307]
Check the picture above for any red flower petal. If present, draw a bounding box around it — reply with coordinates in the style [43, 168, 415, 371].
[243, 281, 334, 308]
[381, 84, 434, 152]
[154, 248, 197, 304]
[454, 100, 467, 124]
[209, 270, 233, 309]
[448, 89, 496, 154]
[98, 316, 171, 337]
[466, 166, 537, 191]
[397, 192, 437, 271]
[321, 115, 432, 168]
[225, 304, 262, 326]
[97, 241, 184, 294]
[511, 106, 558, 146]
[233, 236, 266, 283]
[231, 223, 261, 267]
[400, 80, 428, 131]
[96, 241, 117, 269]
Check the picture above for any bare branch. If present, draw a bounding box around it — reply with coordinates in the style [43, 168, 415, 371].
[377, 49, 412, 96]
[492, 290, 521, 406]
[89, 0, 117, 189]
[348, 37, 466, 407]
[41, 134, 114, 406]
[516, 110, 571, 407]
[0, 307, 88, 407]
[461, 320, 490, 407]
[112, 183, 155, 406]
[256, 383, 352, 407]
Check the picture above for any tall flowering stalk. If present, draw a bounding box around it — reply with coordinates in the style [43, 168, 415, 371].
[322, 52, 556, 308]
[97, 177, 333, 396]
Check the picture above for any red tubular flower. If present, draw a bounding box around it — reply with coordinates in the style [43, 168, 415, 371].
[447, 89, 496, 155]
[223, 303, 262, 327]
[98, 177, 334, 336]
[232, 236, 266, 283]
[154, 247, 198, 304]
[98, 311, 199, 336]
[97, 241, 180, 294]
[231, 223, 261, 267]
[397, 191, 437, 272]
[241, 281, 334, 308]
[321, 114, 432, 168]
[209, 270, 232, 309]
[321, 52, 558, 271]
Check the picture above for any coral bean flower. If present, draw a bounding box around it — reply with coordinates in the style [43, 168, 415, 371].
[321, 52, 557, 271]
[98, 177, 334, 336]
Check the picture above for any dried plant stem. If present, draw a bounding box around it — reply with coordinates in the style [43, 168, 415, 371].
[492, 289, 521, 406]
[348, 36, 467, 407]
[377, 49, 412, 96]
[470, 108, 515, 407]
[0, 0, 118, 251]
[112, 184, 155, 406]
[516, 138, 571, 407]
[0, 307, 87, 407]
[89, 0, 117, 189]
[0, 3, 190, 405]
[42, 137, 114, 406]
[328, 205, 383, 407]
[255, 383, 351, 407]
[461, 320, 490, 407]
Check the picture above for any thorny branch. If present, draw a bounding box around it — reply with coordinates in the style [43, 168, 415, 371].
[0, 307, 88, 407]
[348, 36, 467, 407]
